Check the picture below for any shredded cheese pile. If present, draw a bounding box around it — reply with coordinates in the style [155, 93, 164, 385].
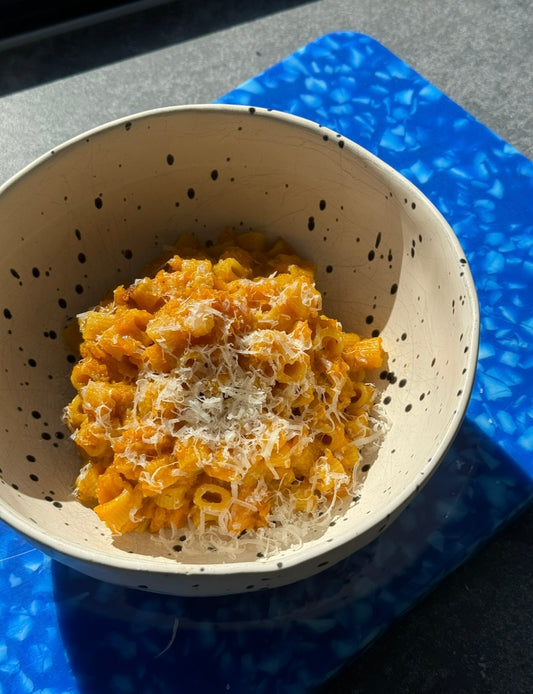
[64, 228, 385, 555]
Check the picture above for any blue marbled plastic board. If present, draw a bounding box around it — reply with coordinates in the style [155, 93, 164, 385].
[1, 32, 532, 694]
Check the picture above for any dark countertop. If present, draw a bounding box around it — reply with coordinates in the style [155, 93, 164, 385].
[1, 2, 532, 692]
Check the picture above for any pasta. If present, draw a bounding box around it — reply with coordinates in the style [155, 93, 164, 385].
[63, 228, 385, 551]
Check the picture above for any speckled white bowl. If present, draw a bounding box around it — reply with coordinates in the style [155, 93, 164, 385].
[0, 105, 478, 596]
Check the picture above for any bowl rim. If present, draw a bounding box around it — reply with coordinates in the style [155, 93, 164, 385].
[0, 103, 480, 582]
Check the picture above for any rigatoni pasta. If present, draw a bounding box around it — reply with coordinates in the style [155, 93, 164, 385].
[63, 228, 385, 550]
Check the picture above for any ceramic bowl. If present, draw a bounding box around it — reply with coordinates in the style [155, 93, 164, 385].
[0, 105, 478, 596]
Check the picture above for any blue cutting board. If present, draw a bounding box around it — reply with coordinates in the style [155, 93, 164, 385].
[1, 32, 532, 694]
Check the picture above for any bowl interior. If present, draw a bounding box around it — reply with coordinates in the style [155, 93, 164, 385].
[0, 105, 478, 593]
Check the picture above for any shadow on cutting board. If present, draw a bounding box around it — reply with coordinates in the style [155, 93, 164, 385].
[51, 416, 533, 694]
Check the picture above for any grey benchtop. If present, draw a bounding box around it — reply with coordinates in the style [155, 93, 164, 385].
[0, 0, 532, 181]
[1, 1, 532, 692]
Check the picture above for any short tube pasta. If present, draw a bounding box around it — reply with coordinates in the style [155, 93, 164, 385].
[63, 228, 385, 546]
